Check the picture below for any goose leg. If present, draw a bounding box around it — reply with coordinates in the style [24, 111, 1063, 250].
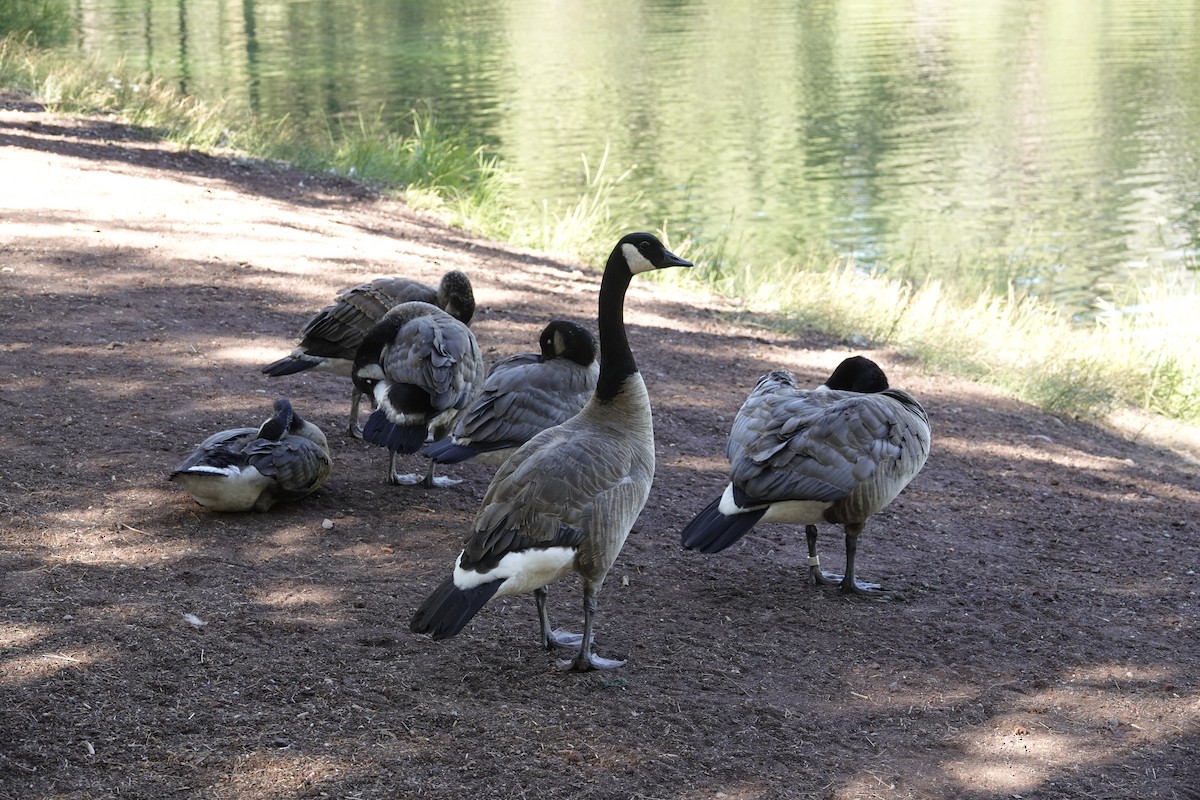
[559, 585, 624, 671]
[839, 525, 886, 596]
[806, 524, 843, 588]
[808, 524, 886, 595]
[391, 457, 463, 488]
[349, 388, 365, 439]
[535, 587, 583, 650]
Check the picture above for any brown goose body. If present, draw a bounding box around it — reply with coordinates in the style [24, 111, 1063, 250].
[353, 300, 484, 487]
[263, 271, 475, 436]
[681, 358, 931, 596]
[422, 320, 599, 467]
[410, 233, 692, 671]
[169, 398, 332, 512]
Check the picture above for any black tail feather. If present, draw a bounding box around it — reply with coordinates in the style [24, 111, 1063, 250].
[422, 438, 481, 464]
[681, 496, 767, 554]
[410, 576, 502, 640]
[262, 355, 320, 377]
[362, 409, 428, 453]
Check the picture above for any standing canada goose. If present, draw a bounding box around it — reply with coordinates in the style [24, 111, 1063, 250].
[352, 301, 484, 487]
[409, 232, 693, 671]
[421, 320, 599, 467]
[169, 397, 332, 512]
[680, 356, 930, 597]
[262, 271, 475, 437]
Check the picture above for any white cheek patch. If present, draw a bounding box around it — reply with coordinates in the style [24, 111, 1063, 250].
[357, 364, 385, 381]
[622, 243, 656, 274]
[372, 382, 391, 406]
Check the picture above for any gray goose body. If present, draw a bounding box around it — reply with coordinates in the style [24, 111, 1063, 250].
[422, 320, 599, 467]
[353, 300, 484, 487]
[169, 398, 332, 512]
[263, 271, 475, 436]
[410, 232, 692, 671]
[681, 357, 930, 596]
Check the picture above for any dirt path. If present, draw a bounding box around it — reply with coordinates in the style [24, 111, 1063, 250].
[2, 92, 1198, 799]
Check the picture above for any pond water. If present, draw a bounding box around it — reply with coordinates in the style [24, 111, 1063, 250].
[66, 0, 1200, 317]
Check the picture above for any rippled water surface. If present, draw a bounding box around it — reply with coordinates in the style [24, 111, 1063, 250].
[69, 0, 1200, 315]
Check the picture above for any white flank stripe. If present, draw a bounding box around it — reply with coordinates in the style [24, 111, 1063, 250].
[185, 464, 238, 477]
[452, 546, 576, 596]
[760, 499, 832, 525]
[717, 483, 831, 524]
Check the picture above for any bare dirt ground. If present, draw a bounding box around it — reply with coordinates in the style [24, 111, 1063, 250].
[2, 90, 1198, 800]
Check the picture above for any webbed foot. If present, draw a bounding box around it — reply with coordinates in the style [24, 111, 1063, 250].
[389, 471, 461, 488]
[816, 569, 896, 598]
[544, 629, 585, 650]
[389, 471, 424, 486]
[558, 651, 626, 671]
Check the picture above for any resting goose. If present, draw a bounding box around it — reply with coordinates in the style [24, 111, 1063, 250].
[421, 319, 599, 467]
[409, 232, 692, 671]
[262, 271, 475, 437]
[169, 397, 332, 512]
[680, 356, 930, 597]
[352, 300, 484, 487]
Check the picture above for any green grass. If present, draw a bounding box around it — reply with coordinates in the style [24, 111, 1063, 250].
[4, 32, 1200, 433]
[656, 254, 1200, 425]
[0, 0, 71, 46]
[0, 36, 623, 257]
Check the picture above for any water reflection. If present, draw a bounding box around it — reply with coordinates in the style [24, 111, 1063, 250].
[65, 0, 1200, 316]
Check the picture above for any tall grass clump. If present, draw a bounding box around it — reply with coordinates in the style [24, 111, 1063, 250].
[0, 0, 71, 46]
[5, 32, 1198, 430]
[0, 36, 603, 260]
[507, 146, 632, 266]
[284, 105, 516, 237]
[661, 252, 1200, 425]
[0, 38, 258, 149]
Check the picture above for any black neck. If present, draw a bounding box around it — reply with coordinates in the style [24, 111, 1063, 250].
[594, 255, 636, 403]
[351, 314, 402, 394]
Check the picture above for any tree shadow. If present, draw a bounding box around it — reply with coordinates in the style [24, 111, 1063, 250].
[2, 117, 1198, 799]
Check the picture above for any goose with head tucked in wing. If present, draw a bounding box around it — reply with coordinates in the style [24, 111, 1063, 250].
[169, 397, 332, 512]
[352, 300, 484, 487]
[422, 319, 599, 468]
[262, 271, 475, 437]
[680, 356, 930, 597]
[409, 232, 692, 671]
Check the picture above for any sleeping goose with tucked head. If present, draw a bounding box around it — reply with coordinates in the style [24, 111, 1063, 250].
[352, 300, 484, 487]
[421, 319, 599, 468]
[262, 271, 475, 437]
[409, 232, 692, 671]
[681, 356, 930, 597]
[169, 397, 332, 512]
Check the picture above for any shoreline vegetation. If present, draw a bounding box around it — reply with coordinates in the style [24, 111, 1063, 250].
[3, 29, 1198, 455]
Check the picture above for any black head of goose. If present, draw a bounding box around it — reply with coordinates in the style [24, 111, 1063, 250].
[421, 319, 599, 467]
[168, 397, 332, 512]
[261, 270, 475, 437]
[680, 356, 930, 597]
[352, 300, 484, 487]
[409, 232, 692, 671]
